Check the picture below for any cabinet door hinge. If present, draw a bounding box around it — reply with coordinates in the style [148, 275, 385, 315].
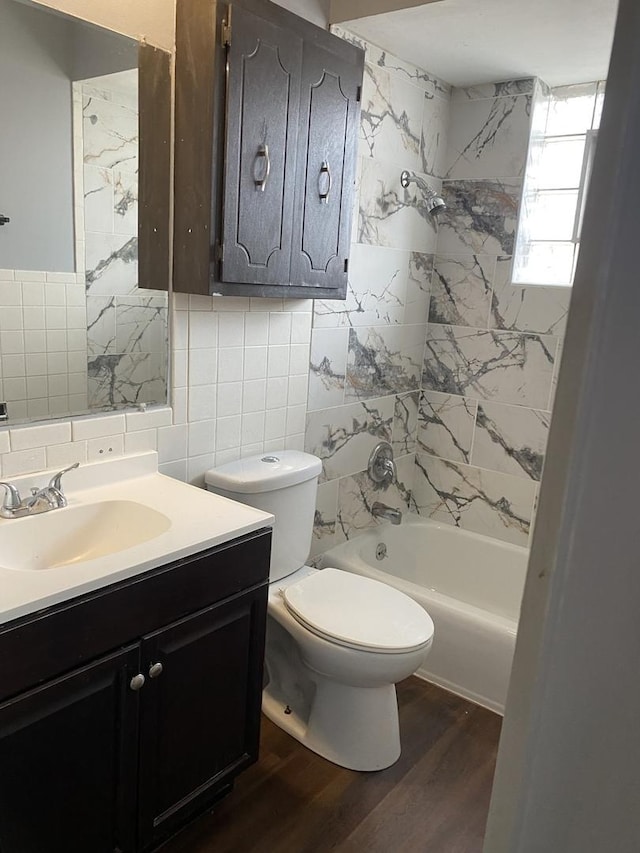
[356, 85, 362, 103]
[221, 8, 232, 47]
[215, 242, 224, 263]
[344, 258, 349, 274]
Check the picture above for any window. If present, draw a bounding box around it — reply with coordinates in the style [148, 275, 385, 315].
[512, 81, 606, 287]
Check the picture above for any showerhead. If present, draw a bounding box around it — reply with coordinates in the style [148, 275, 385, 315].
[400, 169, 447, 218]
[426, 194, 446, 217]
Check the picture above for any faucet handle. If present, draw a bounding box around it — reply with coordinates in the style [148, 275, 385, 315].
[368, 441, 396, 485]
[0, 481, 23, 511]
[48, 461, 80, 493]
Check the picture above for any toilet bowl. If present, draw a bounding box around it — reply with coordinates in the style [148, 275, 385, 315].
[205, 451, 434, 771]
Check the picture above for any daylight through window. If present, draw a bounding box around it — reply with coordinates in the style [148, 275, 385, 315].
[512, 81, 606, 287]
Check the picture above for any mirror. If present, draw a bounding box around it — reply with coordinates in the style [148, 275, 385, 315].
[0, 0, 170, 424]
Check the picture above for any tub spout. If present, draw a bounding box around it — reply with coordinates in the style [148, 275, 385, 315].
[372, 502, 402, 525]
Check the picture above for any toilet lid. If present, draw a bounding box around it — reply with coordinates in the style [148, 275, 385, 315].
[282, 568, 434, 653]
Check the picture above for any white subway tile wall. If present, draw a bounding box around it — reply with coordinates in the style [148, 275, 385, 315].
[0, 270, 87, 420]
[170, 295, 313, 482]
[0, 289, 312, 486]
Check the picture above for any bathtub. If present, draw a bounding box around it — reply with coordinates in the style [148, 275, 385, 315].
[319, 514, 529, 714]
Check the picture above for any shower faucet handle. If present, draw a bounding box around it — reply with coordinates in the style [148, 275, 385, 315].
[368, 441, 396, 485]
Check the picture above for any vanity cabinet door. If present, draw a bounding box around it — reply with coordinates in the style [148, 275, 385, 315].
[0, 645, 140, 853]
[137, 585, 267, 851]
[220, 4, 302, 285]
[290, 41, 361, 292]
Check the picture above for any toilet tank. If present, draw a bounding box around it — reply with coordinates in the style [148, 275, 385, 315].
[205, 451, 322, 582]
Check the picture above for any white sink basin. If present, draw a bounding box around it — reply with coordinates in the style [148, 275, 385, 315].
[0, 451, 273, 625]
[0, 500, 171, 571]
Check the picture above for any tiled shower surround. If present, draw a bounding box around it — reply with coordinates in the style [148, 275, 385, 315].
[305, 29, 449, 555]
[306, 34, 570, 551]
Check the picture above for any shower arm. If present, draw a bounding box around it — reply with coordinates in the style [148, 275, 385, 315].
[399, 170, 446, 216]
[400, 170, 435, 196]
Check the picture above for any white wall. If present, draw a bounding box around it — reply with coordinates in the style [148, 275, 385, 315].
[330, 0, 438, 24]
[0, 0, 75, 271]
[33, 0, 174, 50]
[484, 1, 640, 848]
[273, 0, 329, 27]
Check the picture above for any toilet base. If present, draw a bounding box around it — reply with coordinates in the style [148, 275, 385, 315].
[262, 672, 401, 772]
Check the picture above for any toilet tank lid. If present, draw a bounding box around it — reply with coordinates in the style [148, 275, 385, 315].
[205, 451, 322, 494]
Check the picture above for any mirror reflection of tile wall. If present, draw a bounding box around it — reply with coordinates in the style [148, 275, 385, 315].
[0, 269, 89, 422]
[77, 72, 168, 411]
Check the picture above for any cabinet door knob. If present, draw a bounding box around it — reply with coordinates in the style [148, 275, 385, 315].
[148, 662, 164, 679]
[130, 673, 146, 691]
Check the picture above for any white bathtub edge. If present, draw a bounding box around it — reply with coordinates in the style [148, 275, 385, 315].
[413, 668, 505, 716]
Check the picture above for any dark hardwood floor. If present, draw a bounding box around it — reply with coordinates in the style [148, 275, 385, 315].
[160, 678, 501, 853]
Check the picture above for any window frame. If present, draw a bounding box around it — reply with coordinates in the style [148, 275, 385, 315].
[512, 83, 604, 288]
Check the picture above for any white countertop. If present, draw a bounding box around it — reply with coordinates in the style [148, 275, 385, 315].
[0, 452, 273, 625]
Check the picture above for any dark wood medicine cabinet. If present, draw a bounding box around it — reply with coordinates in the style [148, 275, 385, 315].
[173, 0, 364, 300]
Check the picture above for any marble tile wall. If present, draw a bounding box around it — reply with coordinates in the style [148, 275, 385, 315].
[305, 51, 570, 552]
[86, 292, 168, 409]
[306, 30, 451, 555]
[415, 78, 570, 547]
[78, 74, 168, 410]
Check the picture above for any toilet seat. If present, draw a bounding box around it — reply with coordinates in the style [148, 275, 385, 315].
[282, 568, 434, 654]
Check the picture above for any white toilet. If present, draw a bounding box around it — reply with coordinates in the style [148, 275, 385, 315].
[205, 451, 434, 771]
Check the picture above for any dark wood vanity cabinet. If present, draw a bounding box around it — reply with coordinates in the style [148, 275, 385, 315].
[174, 0, 364, 299]
[0, 529, 271, 853]
[138, 591, 264, 850]
[0, 645, 140, 853]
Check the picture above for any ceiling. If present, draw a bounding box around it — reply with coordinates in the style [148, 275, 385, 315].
[341, 0, 619, 87]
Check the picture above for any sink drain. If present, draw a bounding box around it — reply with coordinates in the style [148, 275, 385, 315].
[376, 543, 387, 561]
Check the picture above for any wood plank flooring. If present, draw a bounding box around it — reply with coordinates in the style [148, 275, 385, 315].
[160, 678, 501, 853]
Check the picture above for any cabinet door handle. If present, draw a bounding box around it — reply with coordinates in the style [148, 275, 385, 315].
[318, 161, 332, 204]
[129, 673, 146, 691]
[253, 144, 270, 191]
[148, 662, 164, 679]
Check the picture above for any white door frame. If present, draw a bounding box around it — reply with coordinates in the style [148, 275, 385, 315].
[484, 1, 640, 850]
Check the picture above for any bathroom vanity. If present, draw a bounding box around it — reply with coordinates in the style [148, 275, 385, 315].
[0, 453, 272, 853]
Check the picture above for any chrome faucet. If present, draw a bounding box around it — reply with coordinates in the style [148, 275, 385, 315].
[372, 502, 403, 525]
[0, 462, 79, 519]
[368, 441, 397, 485]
